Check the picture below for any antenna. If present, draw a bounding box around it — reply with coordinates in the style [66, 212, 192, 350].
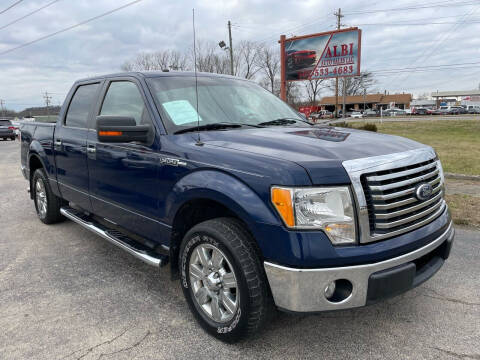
[192, 8, 203, 146]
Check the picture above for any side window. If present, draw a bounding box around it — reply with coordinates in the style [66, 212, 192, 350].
[65, 83, 99, 128]
[100, 81, 150, 125]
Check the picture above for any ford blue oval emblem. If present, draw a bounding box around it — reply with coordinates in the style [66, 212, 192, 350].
[415, 183, 433, 201]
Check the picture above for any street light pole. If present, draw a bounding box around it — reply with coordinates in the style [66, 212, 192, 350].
[228, 20, 234, 76]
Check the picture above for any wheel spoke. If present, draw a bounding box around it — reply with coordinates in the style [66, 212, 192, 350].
[36, 181, 41, 192]
[189, 263, 204, 281]
[222, 272, 237, 289]
[221, 291, 236, 314]
[210, 295, 222, 321]
[196, 247, 209, 268]
[211, 249, 223, 269]
[195, 287, 210, 305]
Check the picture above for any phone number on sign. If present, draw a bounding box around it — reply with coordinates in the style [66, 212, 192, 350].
[312, 65, 355, 77]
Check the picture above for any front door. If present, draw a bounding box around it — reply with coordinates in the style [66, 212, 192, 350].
[86, 79, 161, 241]
[55, 82, 101, 212]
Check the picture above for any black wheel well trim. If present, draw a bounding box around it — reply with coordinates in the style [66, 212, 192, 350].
[168, 198, 262, 280]
[28, 153, 46, 199]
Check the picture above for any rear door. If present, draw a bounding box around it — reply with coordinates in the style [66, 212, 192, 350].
[86, 78, 161, 241]
[55, 82, 101, 211]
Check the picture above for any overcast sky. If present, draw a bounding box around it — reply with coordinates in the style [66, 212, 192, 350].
[1, 0, 479, 111]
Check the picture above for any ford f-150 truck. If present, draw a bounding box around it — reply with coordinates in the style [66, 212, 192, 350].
[20, 72, 454, 342]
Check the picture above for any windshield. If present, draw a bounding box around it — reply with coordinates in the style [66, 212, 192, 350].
[146, 76, 305, 133]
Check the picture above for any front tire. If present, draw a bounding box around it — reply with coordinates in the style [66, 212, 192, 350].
[179, 218, 271, 342]
[32, 168, 65, 224]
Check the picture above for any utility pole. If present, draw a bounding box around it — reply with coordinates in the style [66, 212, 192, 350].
[0, 99, 5, 119]
[228, 20, 234, 76]
[342, 79, 346, 118]
[43, 91, 52, 116]
[334, 8, 343, 118]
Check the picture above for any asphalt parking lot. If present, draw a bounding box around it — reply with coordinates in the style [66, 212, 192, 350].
[1, 139, 479, 360]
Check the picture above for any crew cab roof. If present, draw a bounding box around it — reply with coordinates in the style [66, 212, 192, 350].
[75, 71, 241, 83]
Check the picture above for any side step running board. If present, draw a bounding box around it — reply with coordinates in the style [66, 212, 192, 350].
[60, 207, 168, 268]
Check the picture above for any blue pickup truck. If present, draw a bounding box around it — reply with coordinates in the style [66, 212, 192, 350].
[20, 71, 454, 342]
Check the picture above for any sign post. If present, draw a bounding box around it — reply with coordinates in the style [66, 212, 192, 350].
[280, 34, 287, 101]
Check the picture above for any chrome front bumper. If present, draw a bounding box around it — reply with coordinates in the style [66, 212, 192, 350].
[264, 221, 454, 312]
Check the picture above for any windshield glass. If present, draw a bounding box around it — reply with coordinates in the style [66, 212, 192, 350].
[146, 76, 304, 133]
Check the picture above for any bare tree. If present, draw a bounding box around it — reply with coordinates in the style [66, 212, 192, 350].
[304, 78, 324, 105]
[234, 40, 261, 79]
[327, 71, 376, 96]
[257, 46, 280, 93]
[191, 40, 230, 74]
[121, 50, 189, 71]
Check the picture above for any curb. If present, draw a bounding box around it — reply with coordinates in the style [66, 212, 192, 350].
[445, 173, 480, 182]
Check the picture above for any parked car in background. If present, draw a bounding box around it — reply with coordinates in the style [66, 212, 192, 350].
[384, 109, 407, 116]
[0, 119, 16, 140]
[404, 109, 413, 115]
[350, 111, 363, 118]
[363, 109, 378, 117]
[466, 105, 480, 114]
[412, 107, 428, 115]
[10, 120, 21, 137]
[427, 108, 442, 115]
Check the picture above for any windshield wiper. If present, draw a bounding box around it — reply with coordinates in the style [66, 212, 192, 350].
[174, 122, 267, 134]
[258, 118, 306, 126]
[174, 123, 242, 134]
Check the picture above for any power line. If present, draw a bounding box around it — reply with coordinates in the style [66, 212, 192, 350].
[0, 0, 145, 56]
[0, 0, 63, 31]
[0, 0, 23, 15]
[343, 0, 478, 15]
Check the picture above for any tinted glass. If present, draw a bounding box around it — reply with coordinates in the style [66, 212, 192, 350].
[100, 81, 148, 125]
[65, 83, 99, 128]
[0, 120, 12, 126]
[146, 76, 302, 133]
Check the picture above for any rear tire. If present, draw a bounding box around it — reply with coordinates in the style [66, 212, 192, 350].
[10, 136, 15, 141]
[32, 168, 65, 224]
[179, 218, 271, 342]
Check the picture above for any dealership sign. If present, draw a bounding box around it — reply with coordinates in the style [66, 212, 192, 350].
[282, 28, 361, 82]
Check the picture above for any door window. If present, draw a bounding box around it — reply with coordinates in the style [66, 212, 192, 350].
[65, 83, 99, 128]
[100, 81, 150, 125]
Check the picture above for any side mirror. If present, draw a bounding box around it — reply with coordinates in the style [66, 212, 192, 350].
[96, 116, 150, 143]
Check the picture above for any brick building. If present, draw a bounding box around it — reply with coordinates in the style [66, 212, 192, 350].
[318, 93, 412, 112]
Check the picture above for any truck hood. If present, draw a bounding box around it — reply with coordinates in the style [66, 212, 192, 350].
[200, 126, 429, 184]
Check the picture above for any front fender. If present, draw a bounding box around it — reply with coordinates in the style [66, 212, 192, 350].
[166, 170, 305, 265]
[166, 170, 280, 227]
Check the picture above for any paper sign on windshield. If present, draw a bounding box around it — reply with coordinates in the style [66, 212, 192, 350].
[162, 100, 202, 125]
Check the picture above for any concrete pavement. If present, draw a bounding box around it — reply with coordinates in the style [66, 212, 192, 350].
[1, 140, 479, 360]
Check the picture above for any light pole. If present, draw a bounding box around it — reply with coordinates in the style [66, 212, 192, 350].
[218, 20, 234, 75]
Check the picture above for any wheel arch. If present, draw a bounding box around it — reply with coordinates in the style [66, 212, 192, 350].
[167, 170, 279, 278]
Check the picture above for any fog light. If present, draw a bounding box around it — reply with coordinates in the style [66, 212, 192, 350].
[324, 281, 336, 299]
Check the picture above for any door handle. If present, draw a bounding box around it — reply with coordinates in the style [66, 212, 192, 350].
[87, 145, 96, 153]
[54, 139, 62, 146]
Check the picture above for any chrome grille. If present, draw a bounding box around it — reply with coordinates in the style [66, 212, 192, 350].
[361, 158, 446, 237]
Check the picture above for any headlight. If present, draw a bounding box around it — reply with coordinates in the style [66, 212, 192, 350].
[271, 186, 356, 245]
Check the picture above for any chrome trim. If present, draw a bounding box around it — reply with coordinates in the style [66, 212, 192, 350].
[60, 207, 161, 267]
[375, 200, 445, 228]
[373, 185, 441, 210]
[369, 169, 439, 192]
[374, 191, 443, 219]
[342, 147, 441, 243]
[264, 221, 454, 312]
[366, 161, 437, 182]
[370, 176, 441, 201]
